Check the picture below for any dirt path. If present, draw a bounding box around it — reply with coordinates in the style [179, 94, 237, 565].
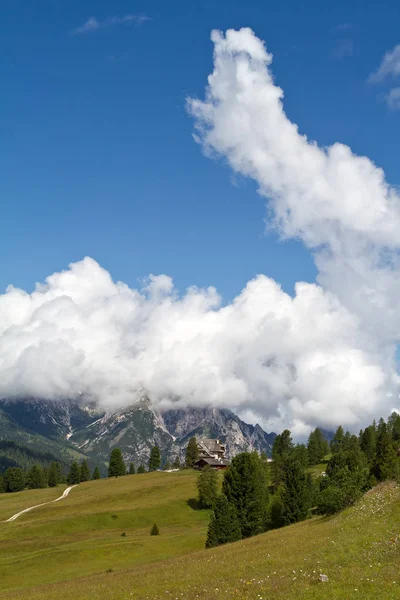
[4, 485, 77, 522]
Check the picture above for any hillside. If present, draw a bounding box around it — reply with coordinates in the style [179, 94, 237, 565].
[0, 472, 399, 599]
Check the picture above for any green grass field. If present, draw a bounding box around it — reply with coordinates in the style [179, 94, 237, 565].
[0, 472, 399, 600]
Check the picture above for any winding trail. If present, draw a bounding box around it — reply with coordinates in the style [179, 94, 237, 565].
[4, 485, 77, 522]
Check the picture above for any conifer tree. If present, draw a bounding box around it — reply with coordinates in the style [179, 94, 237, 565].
[331, 426, 345, 454]
[360, 425, 377, 462]
[185, 437, 199, 467]
[164, 461, 171, 471]
[80, 459, 91, 482]
[67, 461, 81, 485]
[137, 464, 146, 474]
[307, 428, 328, 465]
[27, 465, 46, 489]
[150, 523, 160, 535]
[205, 495, 242, 548]
[48, 462, 61, 487]
[92, 465, 101, 480]
[222, 452, 269, 538]
[4, 467, 25, 492]
[0, 473, 4, 493]
[373, 421, 398, 480]
[279, 457, 311, 525]
[129, 463, 135, 475]
[108, 448, 126, 478]
[148, 446, 161, 471]
[197, 465, 218, 508]
[272, 429, 294, 487]
[388, 411, 400, 442]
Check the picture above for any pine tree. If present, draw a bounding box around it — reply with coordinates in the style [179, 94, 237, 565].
[197, 465, 218, 508]
[360, 425, 377, 462]
[272, 429, 294, 486]
[0, 473, 4, 493]
[292, 443, 308, 469]
[185, 437, 199, 467]
[331, 426, 345, 454]
[108, 448, 126, 478]
[67, 461, 81, 485]
[388, 411, 400, 442]
[307, 428, 328, 465]
[148, 446, 161, 471]
[280, 457, 311, 525]
[150, 523, 160, 535]
[129, 463, 135, 475]
[164, 461, 171, 471]
[137, 464, 146, 474]
[222, 452, 269, 538]
[27, 465, 46, 489]
[373, 421, 398, 480]
[4, 467, 25, 492]
[48, 462, 61, 487]
[92, 465, 101, 480]
[272, 430, 294, 459]
[205, 495, 242, 548]
[80, 460, 91, 482]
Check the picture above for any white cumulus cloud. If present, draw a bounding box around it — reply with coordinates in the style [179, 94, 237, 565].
[369, 43, 400, 84]
[72, 14, 149, 35]
[1, 28, 400, 435]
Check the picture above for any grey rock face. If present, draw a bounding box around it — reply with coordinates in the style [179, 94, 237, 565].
[0, 397, 276, 468]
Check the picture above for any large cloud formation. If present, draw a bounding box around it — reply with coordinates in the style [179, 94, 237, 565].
[1, 28, 400, 435]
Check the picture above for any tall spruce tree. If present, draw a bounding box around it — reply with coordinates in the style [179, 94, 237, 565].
[222, 451, 269, 538]
[307, 428, 328, 465]
[148, 446, 161, 471]
[373, 421, 398, 481]
[197, 466, 218, 508]
[80, 460, 90, 482]
[67, 461, 81, 485]
[185, 437, 199, 467]
[280, 457, 311, 525]
[129, 463, 136, 475]
[360, 425, 377, 462]
[388, 411, 400, 442]
[205, 495, 242, 548]
[48, 462, 61, 487]
[272, 429, 294, 486]
[331, 426, 345, 454]
[108, 448, 126, 478]
[4, 467, 25, 492]
[92, 465, 101, 480]
[27, 465, 46, 489]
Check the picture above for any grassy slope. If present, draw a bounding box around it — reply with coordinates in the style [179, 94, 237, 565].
[0, 474, 399, 600]
[0, 486, 67, 521]
[0, 471, 209, 595]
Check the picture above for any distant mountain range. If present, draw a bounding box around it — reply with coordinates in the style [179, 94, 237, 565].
[0, 397, 276, 473]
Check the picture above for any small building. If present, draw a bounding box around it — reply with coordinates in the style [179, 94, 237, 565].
[194, 438, 231, 470]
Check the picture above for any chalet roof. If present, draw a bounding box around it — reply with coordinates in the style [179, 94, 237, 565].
[199, 439, 225, 452]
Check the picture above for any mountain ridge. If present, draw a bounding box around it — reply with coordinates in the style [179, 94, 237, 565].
[0, 397, 276, 469]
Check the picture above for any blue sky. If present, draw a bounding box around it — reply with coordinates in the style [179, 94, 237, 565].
[2, 0, 400, 301]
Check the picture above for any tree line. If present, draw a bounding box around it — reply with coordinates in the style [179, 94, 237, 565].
[199, 412, 400, 548]
[0, 441, 187, 493]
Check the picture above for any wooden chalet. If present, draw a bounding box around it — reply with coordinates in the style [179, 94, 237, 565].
[194, 438, 231, 470]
